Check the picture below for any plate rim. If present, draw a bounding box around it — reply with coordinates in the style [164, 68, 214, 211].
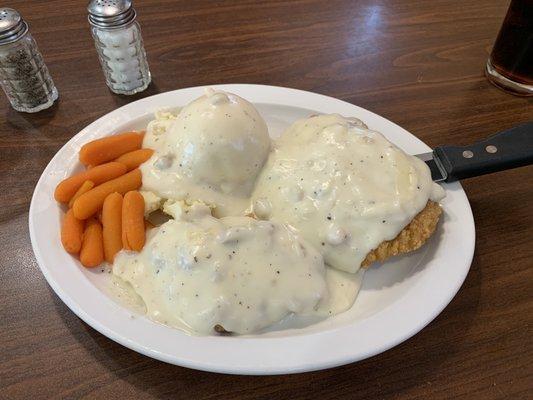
[29, 84, 475, 375]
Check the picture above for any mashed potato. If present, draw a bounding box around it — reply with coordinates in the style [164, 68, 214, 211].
[141, 89, 270, 217]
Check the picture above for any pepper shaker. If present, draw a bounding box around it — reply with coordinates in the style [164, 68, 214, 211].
[0, 8, 58, 113]
[87, 0, 151, 95]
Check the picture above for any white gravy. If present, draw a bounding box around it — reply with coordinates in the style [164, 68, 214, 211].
[113, 204, 331, 335]
[251, 114, 445, 273]
[109, 100, 444, 335]
[140, 90, 270, 217]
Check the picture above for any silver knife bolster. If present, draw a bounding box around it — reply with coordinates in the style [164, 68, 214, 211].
[415, 152, 433, 162]
[433, 152, 448, 181]
[416, 151, 448, 182]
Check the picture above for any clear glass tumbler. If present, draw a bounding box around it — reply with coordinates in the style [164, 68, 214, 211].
[485, 0, 533, 96]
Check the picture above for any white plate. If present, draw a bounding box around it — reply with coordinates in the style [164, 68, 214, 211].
[29, 84, 475, 375]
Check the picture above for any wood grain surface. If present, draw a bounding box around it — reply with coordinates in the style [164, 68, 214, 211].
[1, 0, 532, 399]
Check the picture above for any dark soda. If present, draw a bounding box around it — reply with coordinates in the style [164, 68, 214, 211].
[488, 0, 533, 90]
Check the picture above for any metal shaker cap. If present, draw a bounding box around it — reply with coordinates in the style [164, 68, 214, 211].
[87, 0, 136, 29]
[0, 8, 28, 45]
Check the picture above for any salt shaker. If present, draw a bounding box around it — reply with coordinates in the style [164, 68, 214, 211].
[0, 8, 58, 113]
[87, 0, 151, 95]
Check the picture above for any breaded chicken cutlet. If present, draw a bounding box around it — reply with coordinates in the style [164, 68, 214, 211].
[362, 201, 442, 268]
[249, 200, 442, 269]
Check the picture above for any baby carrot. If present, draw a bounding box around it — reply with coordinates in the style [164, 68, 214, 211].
[72, 169, 142, 220]
[54, 162, 127, 203]
[80, 218, 104, 268]
[79, 132, 145, 166]
[61, 209, 85, 254]
[102, 193, 123, 263]
[122, 191, 145, 251]
[68, 180, 95, 208]
[114, 148, 154, 171]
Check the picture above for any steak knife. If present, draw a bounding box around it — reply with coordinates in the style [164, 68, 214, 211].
[416, 122, 533, 182]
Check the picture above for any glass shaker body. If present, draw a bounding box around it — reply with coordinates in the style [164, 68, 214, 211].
[0, 31, 58, 112]
[90, 21, 151, 95]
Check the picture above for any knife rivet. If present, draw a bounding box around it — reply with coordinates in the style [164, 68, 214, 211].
[462, 150, 474, 158]
[486, 145, 497, 154]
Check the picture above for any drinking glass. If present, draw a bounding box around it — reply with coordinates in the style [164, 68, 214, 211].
[485, 0, 532, 96]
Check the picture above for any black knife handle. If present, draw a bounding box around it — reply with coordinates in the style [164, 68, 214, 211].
[434, 122, 533, 182]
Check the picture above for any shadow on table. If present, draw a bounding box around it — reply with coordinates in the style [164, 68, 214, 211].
[0, 101, 64, 223]
[51, 256, 482, 399]
[3, 100, 60, 132]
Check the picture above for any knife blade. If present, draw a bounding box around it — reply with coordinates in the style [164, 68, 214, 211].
[415, 122, 533, 183]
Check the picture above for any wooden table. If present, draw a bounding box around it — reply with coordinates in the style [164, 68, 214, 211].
[1, 0, 531, 398]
